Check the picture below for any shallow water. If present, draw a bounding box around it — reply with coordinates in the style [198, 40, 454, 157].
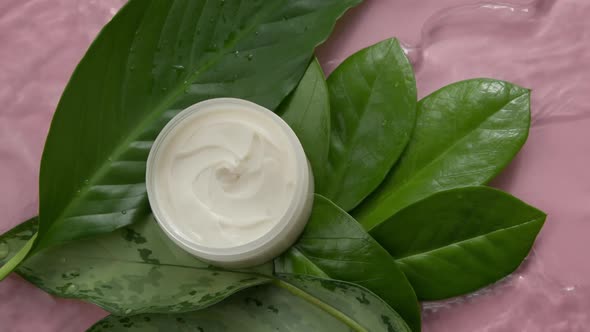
[1, 0, 589, 331]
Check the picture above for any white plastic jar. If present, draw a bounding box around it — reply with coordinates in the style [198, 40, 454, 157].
[146, 98, 314, 268]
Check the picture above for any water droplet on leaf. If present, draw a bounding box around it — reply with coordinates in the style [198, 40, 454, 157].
[0, 241, 9, 259]
[65, 283, 78, 294]
[234, 50, 239, 56]
[121, 210, 127, 215]
[247, 54, 254, 61]
[83, 179, 89, 185]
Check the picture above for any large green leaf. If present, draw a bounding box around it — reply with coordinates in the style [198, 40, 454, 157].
[371, 186, 545, 300]
[88, 275, 411, 332]
[275, 195, 420, 332]
[0, 0, 361, 280]
[277, 58, 330, 190]
[354, 79, 530, 230]
[320, 38, 417, 211]
[0, 216, 272, 315]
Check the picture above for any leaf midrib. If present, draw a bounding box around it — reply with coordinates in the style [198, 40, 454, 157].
[273, 279, 369, 332]
[364, 91, 529, 229]
[40, 0, 286, 248]
[287, 247, 330, 278]
[24, 254, 247, 272]
[395, 215, 544, 262]
[290, 63, 323, 131]
[326, 39, 397, 202]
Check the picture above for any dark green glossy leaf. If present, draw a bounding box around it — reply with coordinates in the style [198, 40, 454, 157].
[278, 58, 330, 190]
[355, 79, 530, 230]
[275, 195, 420, 331]
[320, 38, 417, 211]
[1, 216, 271, 315]
[371, 186, 545, 300]
[88, 274, 411, 332]
[0, 0, 361, 279]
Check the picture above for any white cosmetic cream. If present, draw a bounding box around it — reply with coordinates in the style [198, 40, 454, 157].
[146, 98, 313, 268]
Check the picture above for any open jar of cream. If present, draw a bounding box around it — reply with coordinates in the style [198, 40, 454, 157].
[146, 98, 314, 268]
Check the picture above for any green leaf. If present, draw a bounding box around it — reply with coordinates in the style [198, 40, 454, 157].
[88, 275, 411, 332]
[275, 195, 421, 332]
[0, 234, 37, 279]
[277, 58, 330, 190]
[320, 38, 417, 211]
[276, 248, 330, 278]
[0, 217, 38, 267]
[1, 216, 272, 315]
[354, 79, 531, 230]
[370, 186, 545, 300]
[12, 0, 361, 277]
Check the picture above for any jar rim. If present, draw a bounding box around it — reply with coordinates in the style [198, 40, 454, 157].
[146, 98, 314, 268]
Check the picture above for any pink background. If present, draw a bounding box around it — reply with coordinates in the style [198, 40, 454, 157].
[1, 0, 588, 331]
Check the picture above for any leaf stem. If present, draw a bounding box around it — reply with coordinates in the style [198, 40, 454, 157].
[272, 279, 368, 332]
[0, 233, 37, 281]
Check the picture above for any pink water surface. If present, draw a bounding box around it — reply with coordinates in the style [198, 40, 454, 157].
[1, 0, 588, 331]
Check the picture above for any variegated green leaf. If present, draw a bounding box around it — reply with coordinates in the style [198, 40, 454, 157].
[0, 216, 271, 315]
[88, 274, 410, 332]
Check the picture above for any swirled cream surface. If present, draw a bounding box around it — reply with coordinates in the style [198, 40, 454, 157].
[150, 100, 301, 249]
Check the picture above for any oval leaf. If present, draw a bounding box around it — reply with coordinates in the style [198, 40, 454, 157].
[88, 275, 411, 332]
[1, 216, 271, 315]
[277, 59, 330, 190]
[355, 79, 531, 230]
[20, 0, 361, 276]
[320, 38, 417, 211]
[275, 195, 421, 332]
[370, 186, 546, 300]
